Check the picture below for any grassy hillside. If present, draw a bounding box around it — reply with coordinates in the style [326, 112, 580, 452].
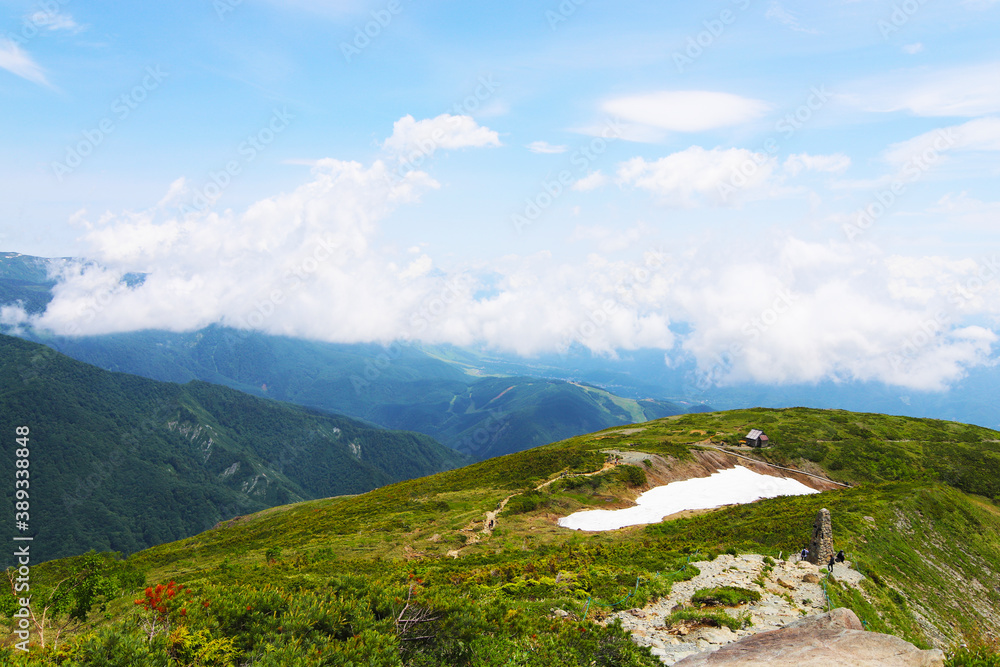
[0, 334, 465, 564]
[3, 407, 999, 665]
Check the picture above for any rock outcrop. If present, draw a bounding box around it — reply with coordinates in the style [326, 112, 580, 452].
[807, 508, 834, 565]
[673, 607, 945, 666]
[610, 553, 865, 664]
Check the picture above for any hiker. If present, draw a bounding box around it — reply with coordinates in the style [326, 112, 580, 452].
[827, 555, 835, 572]
[800, 548, 809, 561]
[836, 550, 845, 563]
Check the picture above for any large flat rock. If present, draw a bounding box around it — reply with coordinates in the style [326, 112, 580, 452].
[674, 608, 944, 667]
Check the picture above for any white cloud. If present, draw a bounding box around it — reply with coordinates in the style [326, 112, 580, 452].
[783, 153, 851, 176]
[29, 10, 83, 32]
[616, 147, 778, 206]
[883, 117, 1000, 165]
[573, 120, 664, 144]
[383, 114, 501, 158]
[0, 38, 49, 87]
[569, 223, 648, 252]
[929, 192, 1000, 228]
[902, 43, 924, 55]
[527, 141, 567, 154]
[856, 62, 1000, 117]
[765, 1, 820, 34]
[16, 119, 1000, 392]
[572, 171, 608, 192]
[601, 91, 770, 134]
[673, 239, 999, 391]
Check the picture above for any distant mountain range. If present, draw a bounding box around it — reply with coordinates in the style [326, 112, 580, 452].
[0, 334, 464, 563]
[28, 326, 697, 461]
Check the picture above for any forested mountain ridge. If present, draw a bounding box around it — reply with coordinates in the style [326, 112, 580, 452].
[0, 334, 465, 564]
[27, 324, 695, 460]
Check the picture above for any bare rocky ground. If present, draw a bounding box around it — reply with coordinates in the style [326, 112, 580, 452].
[607, 553, 866, 665]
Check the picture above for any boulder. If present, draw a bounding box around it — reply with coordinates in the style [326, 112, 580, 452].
[674, 608, 944, 666]
[802, 573, 821, 584]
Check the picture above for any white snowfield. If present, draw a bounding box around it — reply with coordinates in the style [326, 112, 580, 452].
[557, 465, 819, 531]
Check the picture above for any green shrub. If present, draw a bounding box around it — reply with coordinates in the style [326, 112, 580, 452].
[691, 586, 761, 607]
[618, 465, 647, 488]
[664, 608, 751, 632]
[946, 647, 1000, 667]
[505, 491, 550, 514]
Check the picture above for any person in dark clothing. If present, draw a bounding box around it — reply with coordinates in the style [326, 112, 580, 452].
[836, 550, 845, 563]
[827, 555, 835, 572]
[800, 548, 809, 561]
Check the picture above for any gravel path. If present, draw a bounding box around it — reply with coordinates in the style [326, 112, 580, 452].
[608, 553, 865, 665]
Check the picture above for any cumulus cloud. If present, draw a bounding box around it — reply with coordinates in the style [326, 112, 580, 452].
[0, 38, 49, 87]
[383, 113, 501, 158]
[671, 239, 999, 391]
[616, 147, 778, 206]
[15, 117, 1000, 392]
[601, 91, 770, 134]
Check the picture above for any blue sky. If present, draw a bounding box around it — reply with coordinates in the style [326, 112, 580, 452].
[2, 0, 1000, 392]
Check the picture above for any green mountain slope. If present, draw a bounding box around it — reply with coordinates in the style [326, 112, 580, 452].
[0, 334, 465, 564]
[30, 325, 692, 460]
[0, 253, 59, 314]
[5, 407, 1000, 665]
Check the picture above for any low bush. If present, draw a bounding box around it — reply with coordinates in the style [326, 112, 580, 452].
[664, 608, 751, 632]
[691, 586, 761, 607]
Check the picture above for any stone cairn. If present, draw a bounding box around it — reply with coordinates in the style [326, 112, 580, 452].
[807, 508, 834, 565]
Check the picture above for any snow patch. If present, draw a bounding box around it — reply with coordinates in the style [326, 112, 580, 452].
[558, 466, 818, 531]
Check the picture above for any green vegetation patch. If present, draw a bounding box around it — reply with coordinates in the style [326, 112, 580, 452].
[664, 608, 751, 633]
[690, 585, 761, 608]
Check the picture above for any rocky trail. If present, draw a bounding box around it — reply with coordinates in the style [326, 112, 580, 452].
[608, 553, 866, 665]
